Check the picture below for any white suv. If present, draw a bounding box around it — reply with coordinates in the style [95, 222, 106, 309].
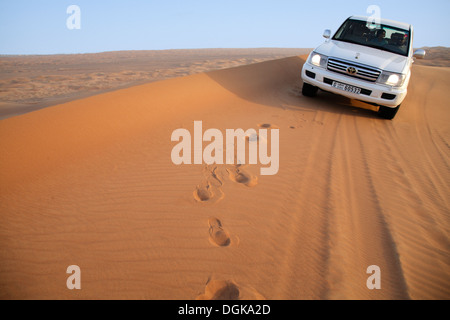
[301, 15, 425, 119]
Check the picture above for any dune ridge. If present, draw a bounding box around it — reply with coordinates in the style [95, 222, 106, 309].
[0, 48, 311, 120]
[0, 53, 449, 299]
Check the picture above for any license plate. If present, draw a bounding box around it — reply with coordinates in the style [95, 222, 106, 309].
[332, 81, 361, 94]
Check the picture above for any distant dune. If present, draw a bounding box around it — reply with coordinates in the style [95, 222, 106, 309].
[414, 47, 450, 67]
[0, 48, 311, 120]
[0, 48, 449, 300]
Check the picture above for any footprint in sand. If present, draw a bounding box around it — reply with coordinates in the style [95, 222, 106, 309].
[196, 279, 265, 300]
[227, 165, 258, 187]
[257, 123, 279, 129]
[258, 123, 272, 129]
[193, 165, 225, 203]
[208, 217, 231, 247]
[197, 280, 240, 300]
[193, 183, 213, 202]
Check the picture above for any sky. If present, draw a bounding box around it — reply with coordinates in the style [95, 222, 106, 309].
[0, 0, 449, 55]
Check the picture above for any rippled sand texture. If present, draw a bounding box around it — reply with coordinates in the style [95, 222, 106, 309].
[0, 48, 449, 299]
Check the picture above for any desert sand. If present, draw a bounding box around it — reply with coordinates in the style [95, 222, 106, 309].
[0, 48, 449, 300]
[0, 48, 310, 120]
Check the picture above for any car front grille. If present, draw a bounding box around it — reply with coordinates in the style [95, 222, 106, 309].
[327, 58, 381, 82]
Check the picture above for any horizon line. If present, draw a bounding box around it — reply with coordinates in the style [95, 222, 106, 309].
[0, 46, 447, 57]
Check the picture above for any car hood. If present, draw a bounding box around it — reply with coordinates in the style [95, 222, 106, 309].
[315, 40, 408, 73]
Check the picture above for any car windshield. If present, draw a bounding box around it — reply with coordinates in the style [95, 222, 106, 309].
[332, 18, 410, 56]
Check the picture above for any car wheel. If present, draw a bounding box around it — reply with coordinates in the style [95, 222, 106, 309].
[378, 104, 400, 120]
[302, 83, 318, 97]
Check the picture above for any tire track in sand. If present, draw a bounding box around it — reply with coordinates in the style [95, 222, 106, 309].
[272, 111, 340, 299]
[368, 115, 450, 299]
[324, 116, 409, 299]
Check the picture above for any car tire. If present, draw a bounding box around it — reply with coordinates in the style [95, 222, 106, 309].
[378, 105, 400, 120]
[302, 83, 318, 97]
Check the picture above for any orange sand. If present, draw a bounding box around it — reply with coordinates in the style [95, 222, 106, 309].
[0, 52, 449, 300]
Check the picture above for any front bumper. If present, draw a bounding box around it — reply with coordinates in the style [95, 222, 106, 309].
[301, 62, 407, 108]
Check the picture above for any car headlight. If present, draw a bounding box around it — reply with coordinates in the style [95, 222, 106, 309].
[377, 71, 406, 87]
[309, 52, 328, 68]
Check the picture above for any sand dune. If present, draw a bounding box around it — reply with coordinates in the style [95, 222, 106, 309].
[0, 49, 310, 120]
[413, 47, 450, 67]
[0, 53, 449, 300]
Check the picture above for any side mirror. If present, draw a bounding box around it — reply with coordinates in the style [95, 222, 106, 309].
[413, 49, 426, 59]
[323, 29, 331, 39]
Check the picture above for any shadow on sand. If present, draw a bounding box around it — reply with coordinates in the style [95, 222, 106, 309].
[206, 55, 383, 120]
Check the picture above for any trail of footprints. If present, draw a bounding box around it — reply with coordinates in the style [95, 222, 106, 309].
[194, 123, 278, 203]
[193, 163, 256, 248]
[193, 124, 275, 300]
[193, 165, 258, 203]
